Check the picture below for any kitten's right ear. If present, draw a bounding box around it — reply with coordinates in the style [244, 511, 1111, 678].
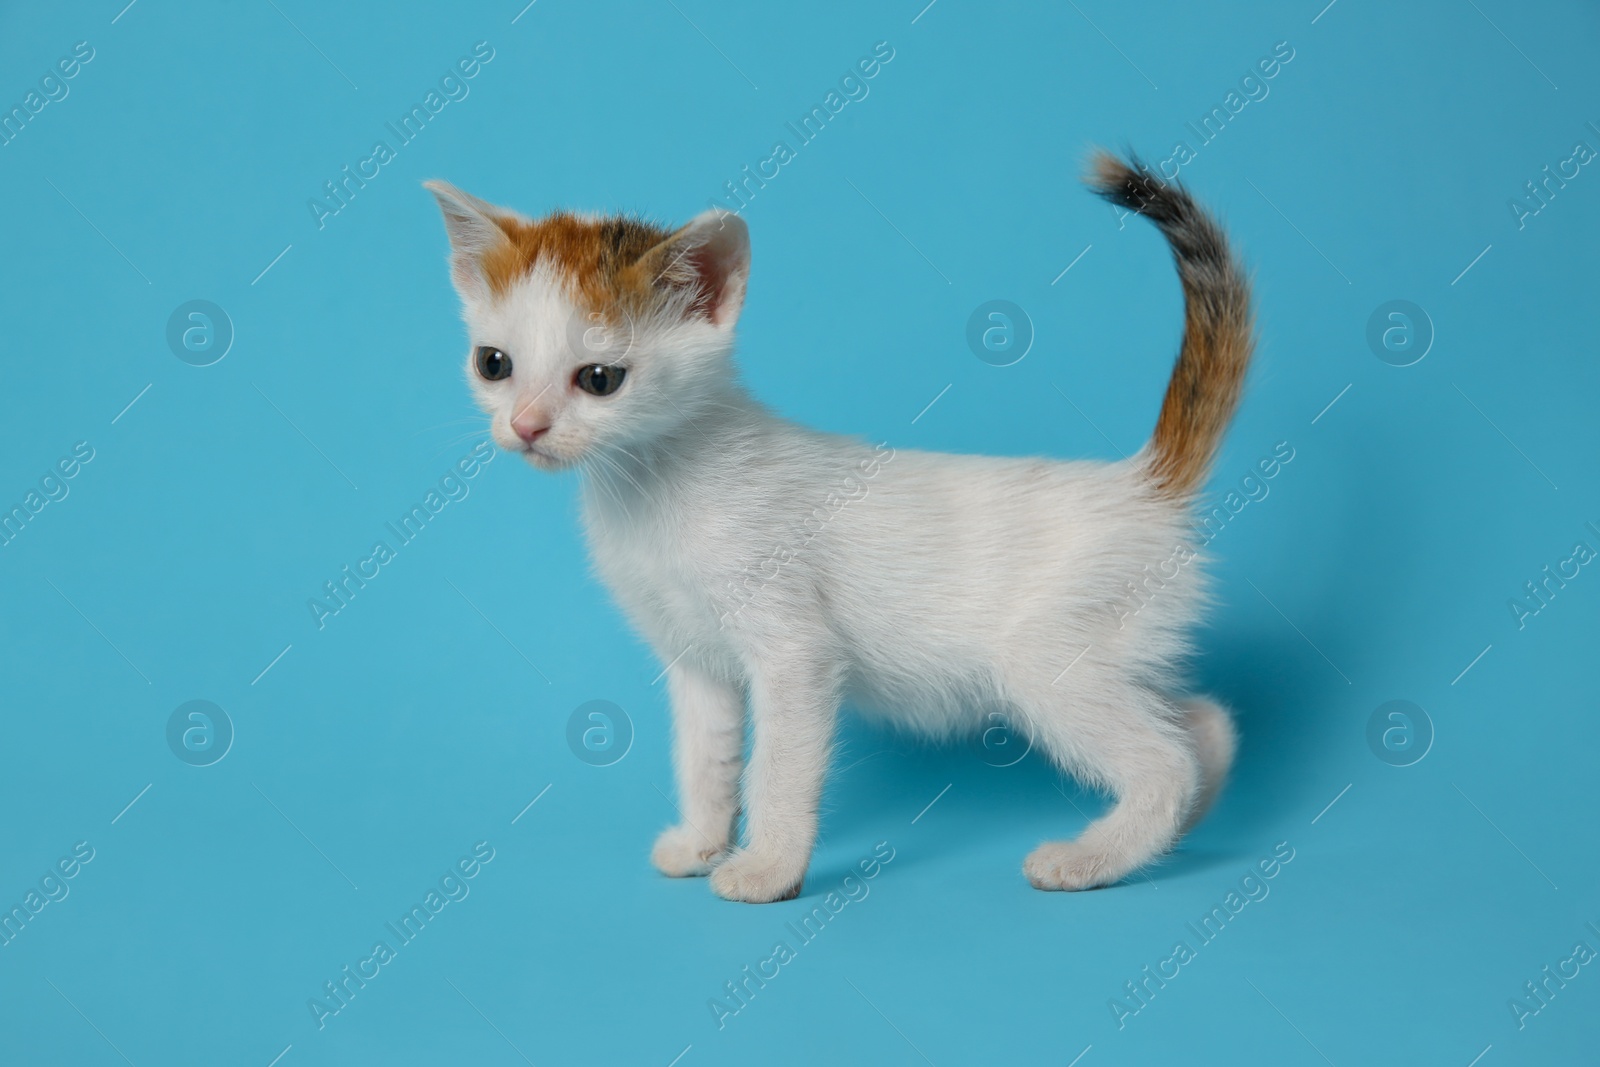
[424, 181, 513, 301]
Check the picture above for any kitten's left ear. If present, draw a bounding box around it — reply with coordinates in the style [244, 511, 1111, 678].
[642, 209, 751, 327]
[424, 180, 514, 301]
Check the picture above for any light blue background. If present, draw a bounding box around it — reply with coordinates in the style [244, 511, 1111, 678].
[1, 1, 1596, 1064]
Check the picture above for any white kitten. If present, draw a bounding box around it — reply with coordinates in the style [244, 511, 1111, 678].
[426, 152, 1252, 903]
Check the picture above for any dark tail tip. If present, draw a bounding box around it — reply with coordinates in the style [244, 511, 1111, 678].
[1084, 151, 1189, 227]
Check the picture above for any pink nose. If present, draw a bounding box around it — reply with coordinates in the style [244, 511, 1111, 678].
[512, 416, 549, 443]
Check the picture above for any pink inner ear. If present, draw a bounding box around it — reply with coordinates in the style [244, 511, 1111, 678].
[684, 243, 728, 322]
[682, 239, 746, 325]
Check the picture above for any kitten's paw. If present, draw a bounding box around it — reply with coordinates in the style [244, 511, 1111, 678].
[708, 848, 805, 904]
[1023, 841, 1123, 891]
[651, 825, 727, 878]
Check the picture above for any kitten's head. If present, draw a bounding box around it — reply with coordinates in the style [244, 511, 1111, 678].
[425, 182, 750, 471]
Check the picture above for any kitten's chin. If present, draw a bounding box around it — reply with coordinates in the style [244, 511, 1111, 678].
[519, 445, 572, 472]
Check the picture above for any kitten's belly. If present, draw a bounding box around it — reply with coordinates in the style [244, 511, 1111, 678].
[843, 678, 995, 739]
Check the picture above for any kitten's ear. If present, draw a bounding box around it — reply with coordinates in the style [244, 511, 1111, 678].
[424, 180, 513, 301]
[643, 209, 750, 327]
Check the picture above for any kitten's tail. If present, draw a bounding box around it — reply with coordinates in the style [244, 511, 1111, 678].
[1085, 151, 1254, 499]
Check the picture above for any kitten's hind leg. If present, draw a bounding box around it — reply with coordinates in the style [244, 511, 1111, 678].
[651, 661, 743, 878]
[1177, 696, 1236, 834]
[1021, 686, 1200, 891]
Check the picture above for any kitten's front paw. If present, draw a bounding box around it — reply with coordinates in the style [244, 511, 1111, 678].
[1023, 841, 1122, 891]
[708, 848, 805, 904]
[651, 825, 727, 878]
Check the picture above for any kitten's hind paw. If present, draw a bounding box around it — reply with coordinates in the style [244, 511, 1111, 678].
[1023, 841, 1124, 891]
[708, 848, 804, 903]
[651, 825, 727, 878]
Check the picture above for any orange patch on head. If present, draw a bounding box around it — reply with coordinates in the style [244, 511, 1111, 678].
[480, 212, 674, 318]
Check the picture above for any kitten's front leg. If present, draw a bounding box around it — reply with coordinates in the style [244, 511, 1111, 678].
[709, 656, 838, 904]
[651, 660, 744, 877]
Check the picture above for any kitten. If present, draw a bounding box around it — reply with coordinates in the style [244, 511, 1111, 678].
[426, 153, 1251, 903]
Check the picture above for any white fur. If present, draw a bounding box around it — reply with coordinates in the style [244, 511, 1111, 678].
[431, 195, 1235, 902]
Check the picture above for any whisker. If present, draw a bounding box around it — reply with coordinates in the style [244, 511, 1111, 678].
[428, 430, 494, 460]
[580, 455, 632, 517]
[591, 453, 646, 513]
[591, 443, 654, 502]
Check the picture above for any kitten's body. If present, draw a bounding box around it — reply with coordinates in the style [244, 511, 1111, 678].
[584, 413, 1196, 737]
[428, 155, 1250, 902]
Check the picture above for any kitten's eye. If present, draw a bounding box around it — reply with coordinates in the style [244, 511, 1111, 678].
[575, 364, 627, 397]
[475, 346, 512, 381]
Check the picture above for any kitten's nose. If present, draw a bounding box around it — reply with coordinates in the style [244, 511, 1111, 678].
[511, 413, 549, 443]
